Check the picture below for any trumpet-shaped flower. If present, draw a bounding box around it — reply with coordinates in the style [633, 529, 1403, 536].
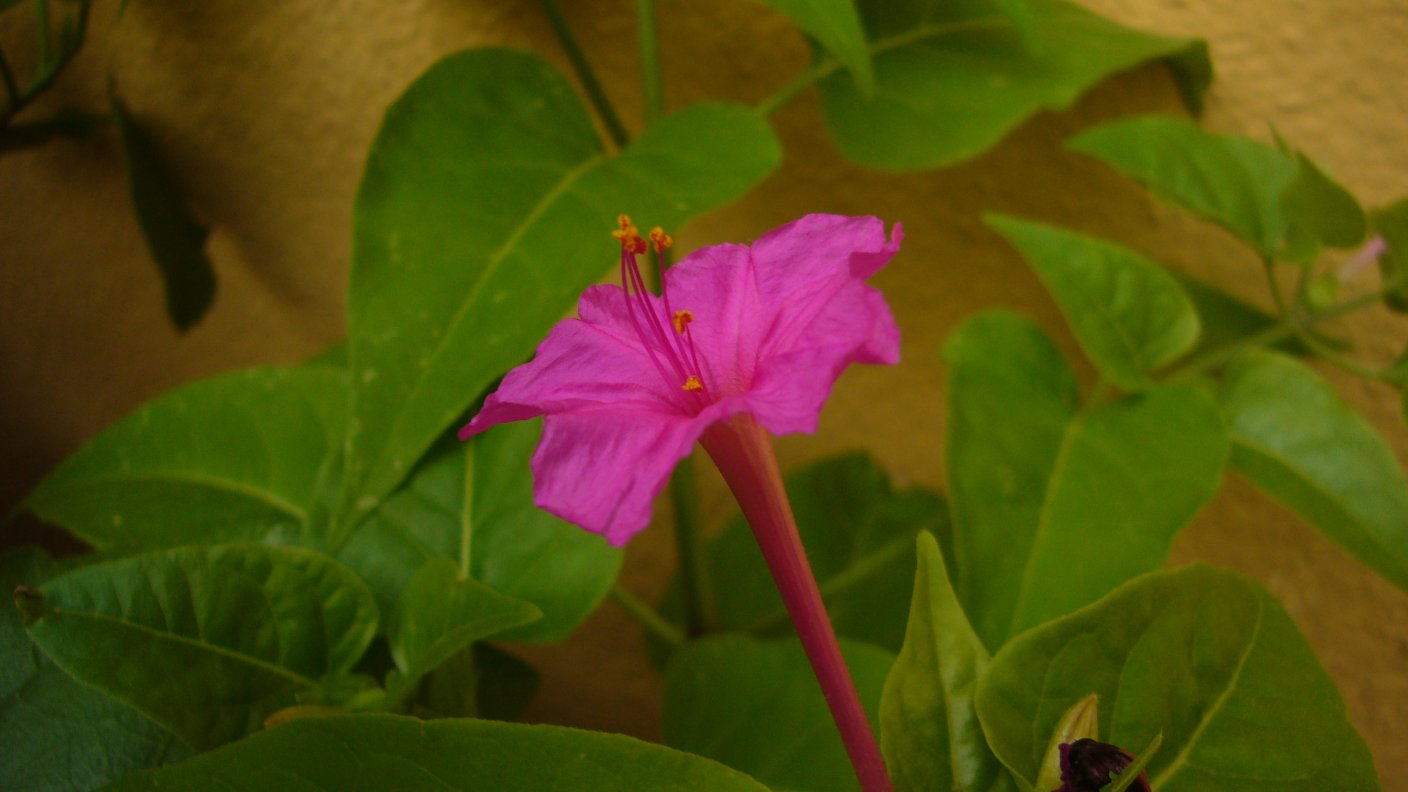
[459, 213, 902, 546]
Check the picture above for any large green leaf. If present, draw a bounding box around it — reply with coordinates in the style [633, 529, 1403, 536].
[337, 420, 622, 643]
[343, 48, 780, 530]
[1219, 351, 1408, 592]
[19, 544, 378, 751]
[942, 311, 1075, 649]
[108, 713, 772, 791]
[387, 557, 541, 684]
[881, 533, 1005, 792]
[976, 565, 1379, 791]
[659, 453, 946, 655]
[22, 366, 349, 552]
[112, 91, 215, 332]
[817, 0, 1209, 170]
[986, 215, 1200, 391]
[3, 548, 188, 790]
[943, 312, 1228, 646]
[756, 0, 874, 92]
[663, 634, 892, 792]
[1068, 116, 1364, 262]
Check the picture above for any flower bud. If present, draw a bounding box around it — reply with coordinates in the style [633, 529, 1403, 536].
[1033, 694, 1100, 791]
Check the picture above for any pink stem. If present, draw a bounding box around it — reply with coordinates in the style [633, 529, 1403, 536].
[700, 414, 893, 792]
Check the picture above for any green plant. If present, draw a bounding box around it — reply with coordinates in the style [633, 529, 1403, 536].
[5, 1, 1403, 790]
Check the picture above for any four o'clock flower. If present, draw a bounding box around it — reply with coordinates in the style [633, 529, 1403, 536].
[460, 213, 903, 792]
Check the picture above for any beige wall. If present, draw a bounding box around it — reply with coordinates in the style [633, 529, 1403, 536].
[2, 0, 1405, 783]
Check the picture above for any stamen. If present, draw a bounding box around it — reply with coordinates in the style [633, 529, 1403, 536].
[613, 215, 647, 254]
[612, 218, 712, 409]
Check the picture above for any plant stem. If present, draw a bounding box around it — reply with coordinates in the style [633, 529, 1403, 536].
[754, 17, 1010, 118]
[636, 0, 663, 124]
[1263, 258, 1289, 316]
[611, 585, 685, 647]
[459, 441, 475, 581]
[1162, 287, 1390, 385]
[670, 454, 716, 635]
[36, 0, 52, 72]
[701, 414, 892, 792]
[536, 0, 630, 149]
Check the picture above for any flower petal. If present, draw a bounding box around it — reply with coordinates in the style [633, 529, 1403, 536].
[530, 407, 705, 545]
[662, 214, 902, 432]
[460, 285, 681, 439]
[744, 279, 900, 435]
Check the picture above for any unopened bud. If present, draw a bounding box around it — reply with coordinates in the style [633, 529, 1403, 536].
[1034, 694, 1100, 791]
[1056, 738, 1151, 792]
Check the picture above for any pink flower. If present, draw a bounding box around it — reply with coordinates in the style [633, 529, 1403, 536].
[459, 213, 903, 547]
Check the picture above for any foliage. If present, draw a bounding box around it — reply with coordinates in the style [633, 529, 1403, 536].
[5, 0, 1403, 790]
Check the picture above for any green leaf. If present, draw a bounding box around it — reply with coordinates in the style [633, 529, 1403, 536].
[986, 215, 1200, 391]
[2, 548, 189, 790]
[343, 48, 780, 529]
[337, 420, 622, 642]
[755, 0, 874, 92]
[943, 312, 1229, 646]
[108, 713, 773, 791]
[975, 565, 1379, 791]
[112, 92, 215, 332]
[880, 532, 1004, 792]
[942, 311, 1076, 649]
[663, 634, 892, 792]
[1372, 197, 1408, 313]
[387, 557, 541, 682]
[659, 453, 946, 655]
[22, 366, 349, 553]
[817, 0, 1210, 170]
[1068, 116, 1363, 262]
[1219, 351, 1408, 592]
[1175, 274, 1311, 356]
[22, 544, 378, 750]
[1281, 148, 1367, 252]
[1106, 733, 1161, 792]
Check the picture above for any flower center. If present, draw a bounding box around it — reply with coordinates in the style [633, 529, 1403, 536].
[614, 215, 711, 410]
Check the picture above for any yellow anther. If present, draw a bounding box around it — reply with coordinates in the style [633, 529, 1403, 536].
[612, 215, 646, 253]
[682, 375, 703, 392]
[672, 309, 694, 334]
[649, 227, 673, 253]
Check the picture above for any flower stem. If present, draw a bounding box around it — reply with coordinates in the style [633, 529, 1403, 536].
[701, 415, 892, 792]
[636, 0, 663, 124]
[536, 0, 630, 149]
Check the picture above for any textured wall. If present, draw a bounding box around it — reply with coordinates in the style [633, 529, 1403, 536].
[2, 0, 1405, 783]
